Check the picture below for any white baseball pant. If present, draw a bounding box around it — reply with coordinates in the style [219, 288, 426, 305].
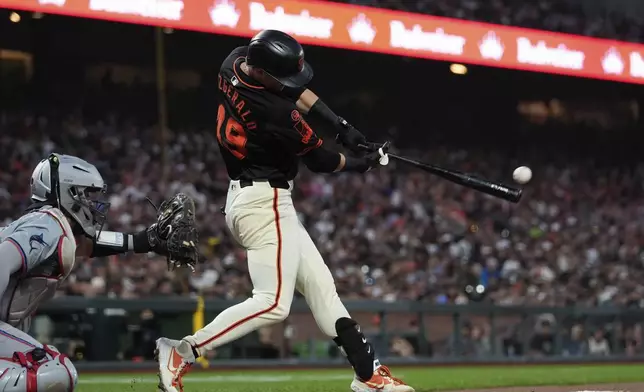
[0, 320, 78, 391]
[182, 180, 350, 353]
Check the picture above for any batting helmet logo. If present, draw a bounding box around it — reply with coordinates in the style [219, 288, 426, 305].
[298, 57, 304, 71]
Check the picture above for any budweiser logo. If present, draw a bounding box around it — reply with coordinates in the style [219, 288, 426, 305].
[630, 52, 644, 78]
[601, 47, 624, 75]
[38, 0, 66, 5]
[248, 2, 333, 39]
[478, 31, 504, 61]
[89, 0, 184, 21]
[209, 0, 241, 28]
[348, 14, 376, 45]
[516, 37, 585, 70]
[389, 21, 466, 56]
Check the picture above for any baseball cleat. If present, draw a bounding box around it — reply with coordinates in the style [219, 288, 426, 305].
[155, 338, 193, 392]
[350, 365, 415, 392]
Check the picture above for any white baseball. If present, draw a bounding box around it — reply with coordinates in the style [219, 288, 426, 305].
[512, 166, 532, 184]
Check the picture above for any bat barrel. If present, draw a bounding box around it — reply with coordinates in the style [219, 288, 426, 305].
[358, 145, 523, 203]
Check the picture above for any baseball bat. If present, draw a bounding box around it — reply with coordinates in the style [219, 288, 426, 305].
[358, 144, 522, 203]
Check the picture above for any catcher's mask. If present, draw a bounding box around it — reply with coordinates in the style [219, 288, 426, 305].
[246, 29, 314, 98]
[31, 153, 110, 239]
[72, 185, 111, 237]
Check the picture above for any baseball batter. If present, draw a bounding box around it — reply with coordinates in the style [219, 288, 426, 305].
[156, 30, 414, 392]
[0, 154, 198, 392]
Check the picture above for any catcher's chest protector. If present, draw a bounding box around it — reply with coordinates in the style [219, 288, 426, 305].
[0, 207, 76, 331]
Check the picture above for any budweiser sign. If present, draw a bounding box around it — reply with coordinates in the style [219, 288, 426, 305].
[88, 0, 184, 21]
[516, 37, 585, 70]
[248, 2, 333, 39]
[1, 0, 643, 84]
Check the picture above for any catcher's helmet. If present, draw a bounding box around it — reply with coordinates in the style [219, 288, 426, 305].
[246, 29, 314, 89]
[31, 153, 110, 239]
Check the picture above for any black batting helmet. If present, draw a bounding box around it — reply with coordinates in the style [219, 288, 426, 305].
[246, 30, 314, 89]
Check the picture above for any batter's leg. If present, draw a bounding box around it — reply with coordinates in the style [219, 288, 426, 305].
[0, 321, 78, 392]
[294, 221, 350, 338]
[156, 188, 301, 392]
[294, 224, 414, 392]
[182, 191, 300, 353]
[182, 242, 298, 352]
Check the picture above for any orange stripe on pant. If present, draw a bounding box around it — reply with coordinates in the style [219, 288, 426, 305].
[195, 188, 283, 349]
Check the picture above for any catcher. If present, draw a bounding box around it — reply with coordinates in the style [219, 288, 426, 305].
[0, 153, 199, 392]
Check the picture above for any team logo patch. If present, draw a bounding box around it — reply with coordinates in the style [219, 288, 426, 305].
[293, 117, 314, 144]
[29, 233, 48, 253]
[291, 110, 301, 121]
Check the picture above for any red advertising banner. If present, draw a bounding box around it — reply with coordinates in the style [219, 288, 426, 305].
[2, 0, 644, 84]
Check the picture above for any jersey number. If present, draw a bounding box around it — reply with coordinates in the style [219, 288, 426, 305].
[216, 104, 248, 160]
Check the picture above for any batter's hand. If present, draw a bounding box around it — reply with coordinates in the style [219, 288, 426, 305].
[335, 117, 367, 153]
[147, 193, 200, 271]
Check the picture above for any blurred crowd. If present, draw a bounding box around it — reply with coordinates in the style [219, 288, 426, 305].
[2, 0, 643, 363]
[341, 0, 643, 43]
[2, 109, 644, 309]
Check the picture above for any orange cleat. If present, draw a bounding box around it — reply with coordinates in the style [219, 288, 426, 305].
[154, 338, 193, 392]
[350, 365, 415, 392]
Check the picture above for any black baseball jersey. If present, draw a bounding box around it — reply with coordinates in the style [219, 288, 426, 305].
[216, 46, 323, 181]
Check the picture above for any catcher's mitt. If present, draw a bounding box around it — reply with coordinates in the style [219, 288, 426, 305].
[147, 193, 200, 271]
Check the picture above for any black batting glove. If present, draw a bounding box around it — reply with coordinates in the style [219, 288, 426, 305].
[335, 117, 367, 153]
[342, 141, 390, 173]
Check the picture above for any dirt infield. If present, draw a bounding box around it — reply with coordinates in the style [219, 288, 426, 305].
[451, 382, 644, 392]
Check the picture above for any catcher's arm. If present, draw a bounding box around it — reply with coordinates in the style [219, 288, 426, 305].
[90, 230, 154, 257]
[90, 193, 200, 271]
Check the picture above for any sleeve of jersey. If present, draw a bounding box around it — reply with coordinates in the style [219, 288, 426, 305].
[4, 215, 65, 276]
[271, 108, 323, 156]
